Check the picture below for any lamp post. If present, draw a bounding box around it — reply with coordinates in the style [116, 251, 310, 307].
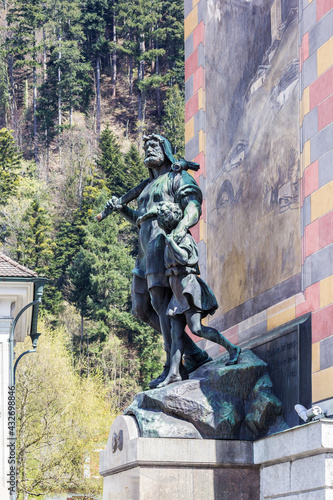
[13, 332, 42, 383]
[8, 278, 47, 500]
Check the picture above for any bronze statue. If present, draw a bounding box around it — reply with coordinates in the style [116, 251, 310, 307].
[155, 201, 240, 387]
[97, 134, 240, 388]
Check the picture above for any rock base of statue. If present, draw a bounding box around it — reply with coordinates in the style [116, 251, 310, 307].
[124, 350, 288, 440]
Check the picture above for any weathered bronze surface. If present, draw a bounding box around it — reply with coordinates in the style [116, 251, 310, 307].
[155, 200, 240, 387]
[125, 350, 287, 440]
[99, 134, 240, 388]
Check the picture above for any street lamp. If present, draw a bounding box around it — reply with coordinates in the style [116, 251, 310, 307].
[13, 332, 42, 383]
[8, 278, 47, 500]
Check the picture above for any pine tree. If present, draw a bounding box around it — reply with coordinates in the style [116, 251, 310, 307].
[36, 0, 91, 165]
[0, 127, 21, 205]
[37, 71, 58, 166]
[117, 0, 154, 120]
[7, 0, 46, 160]
[0, 56, 10, 128]
[116, 0, 184, 121]
[123, 143, 146, 191]
[81, 0, 109, 136]
[39, 52, 90, 135]
[67, 191, 163, 388]
[96, 125, 126, 196]
[23, 198, 56, 274]
[162, 85, 185, 157]
[161, 0, 185, 89]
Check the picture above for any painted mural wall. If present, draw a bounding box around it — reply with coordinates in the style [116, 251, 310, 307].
[205, 0, 301, 331]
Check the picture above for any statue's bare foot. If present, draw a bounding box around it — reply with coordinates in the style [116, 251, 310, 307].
[149, 364, 170, 389]
[157, 373, 182, 388]
[225, 346, 241, 366]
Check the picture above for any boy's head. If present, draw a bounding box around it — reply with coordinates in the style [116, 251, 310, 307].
[157, 202, 182, 232]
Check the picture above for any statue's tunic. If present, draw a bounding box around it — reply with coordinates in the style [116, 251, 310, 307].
[164, 233, 218, 318]
[133, 169, 202, 291]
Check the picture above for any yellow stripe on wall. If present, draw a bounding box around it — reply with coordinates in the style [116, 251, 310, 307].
[185, 7, 198, 40]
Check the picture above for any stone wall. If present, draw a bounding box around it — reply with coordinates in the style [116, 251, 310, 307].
[255, 419, 333, 499]
[298, 0, 333, 412]
[100, 416, 333, 499]
[184, 0, 333, 413]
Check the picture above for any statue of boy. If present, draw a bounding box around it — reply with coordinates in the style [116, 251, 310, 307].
[103, 134, 211, 388]
[155, 201, 241, 387]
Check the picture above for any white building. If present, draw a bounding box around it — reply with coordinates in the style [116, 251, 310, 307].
[0, 252, 45, 500]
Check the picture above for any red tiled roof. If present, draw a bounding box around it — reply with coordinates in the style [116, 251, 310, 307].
[0, 252, 38, 277]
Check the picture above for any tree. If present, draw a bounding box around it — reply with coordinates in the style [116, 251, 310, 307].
[162, 85, 185, 157]
[123, 143, 146, 191]
[67, 248, 95, 354]
[67, 196, 134, 332]
[39, 41, 91, 129]
[161, 0, 185, 89]
[67, 191, 163, 389]
[23, 198, 55, 275]
[81, 0, 109, 136]
[36, 0, 91, 171]
[15, 323, 112, 499]
[7, 0, 46, 161]
[116, 0, 184, 121]
[37, 72, 58, 173]
[96, 125, 126, 196]
[37, 128, 105, 316]
[117, 0, 157, 121]
[0, 163, 38, 251]
[0, 55, 10, 128]
[0, 127, 21, 205]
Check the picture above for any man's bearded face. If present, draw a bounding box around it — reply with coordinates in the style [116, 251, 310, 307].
[144, 139, 165, 168]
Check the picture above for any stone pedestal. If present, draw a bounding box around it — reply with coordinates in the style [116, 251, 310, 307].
[255, 419, 333, 499]
[99, 415, 259, 500]
[100, 418, 333, 500]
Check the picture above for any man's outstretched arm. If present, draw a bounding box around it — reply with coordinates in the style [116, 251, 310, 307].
[95, 178, 149, 222]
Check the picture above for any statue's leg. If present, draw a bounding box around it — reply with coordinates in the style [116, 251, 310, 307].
[183, 333, 212, 373]
[131, 276, 210, 382]
[148, 285, 175, 388]
[149, 286, 172, 350]
[157, 315, 187, 388]
[131, 276, 161, 332]
[185, 312, 241, 365]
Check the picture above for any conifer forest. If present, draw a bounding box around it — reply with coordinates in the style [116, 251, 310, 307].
[0, 0, 185, 497]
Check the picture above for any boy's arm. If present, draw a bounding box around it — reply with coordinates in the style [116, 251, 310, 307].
[172, 198, 201, 243]
[166, 235, 191, 264]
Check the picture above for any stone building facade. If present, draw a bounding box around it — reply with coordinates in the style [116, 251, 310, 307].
[184, 0, 333, 413]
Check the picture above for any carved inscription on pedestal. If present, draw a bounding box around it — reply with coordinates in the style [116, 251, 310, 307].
[267, 340, 298, 378]
[252, 315, 311, 427]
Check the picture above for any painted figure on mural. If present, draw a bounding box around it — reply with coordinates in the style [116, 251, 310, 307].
[98, 134, 240, 388]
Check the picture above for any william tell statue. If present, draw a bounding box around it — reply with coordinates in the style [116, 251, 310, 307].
[97, 134, 240, 389]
